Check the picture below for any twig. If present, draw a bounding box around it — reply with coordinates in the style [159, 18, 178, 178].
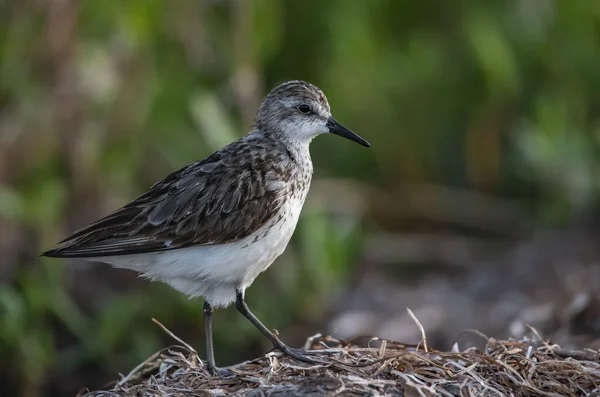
[152, 318, 198, 355]
[118, 349, 162, 386]
[407, 307, 428, 352]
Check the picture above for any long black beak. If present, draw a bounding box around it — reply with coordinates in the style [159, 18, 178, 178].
[326, 117, 370, 147]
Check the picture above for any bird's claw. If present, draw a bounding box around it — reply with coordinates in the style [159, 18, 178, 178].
[206, 365, 236, 377]
[275, 345, 330, 365]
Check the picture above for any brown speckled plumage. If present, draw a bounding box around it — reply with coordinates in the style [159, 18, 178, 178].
[44, 136, 302, 257]
[42, 80, 334, 259]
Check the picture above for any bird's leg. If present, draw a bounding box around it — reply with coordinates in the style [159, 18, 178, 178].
[235, 290, 325, 365]
[203, 301, 218, 375]
[203, 301, 235, 377]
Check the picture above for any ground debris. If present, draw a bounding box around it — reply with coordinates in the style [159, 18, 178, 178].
[79, 335, 600, 397]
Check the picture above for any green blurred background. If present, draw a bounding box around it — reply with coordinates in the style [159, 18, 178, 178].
[2, 0, 600, 395]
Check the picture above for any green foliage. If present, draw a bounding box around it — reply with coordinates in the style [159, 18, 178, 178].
[1, 0, 600, 395]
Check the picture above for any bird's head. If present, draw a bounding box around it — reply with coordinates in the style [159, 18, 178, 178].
[253, 80, 370, 147]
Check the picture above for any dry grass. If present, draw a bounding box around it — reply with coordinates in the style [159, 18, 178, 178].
[78, 324, 600, 397]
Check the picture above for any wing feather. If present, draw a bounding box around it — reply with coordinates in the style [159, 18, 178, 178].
[43, 139, 291, 258]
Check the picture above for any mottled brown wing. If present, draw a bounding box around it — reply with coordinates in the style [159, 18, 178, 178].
[43, 140, 287, 258]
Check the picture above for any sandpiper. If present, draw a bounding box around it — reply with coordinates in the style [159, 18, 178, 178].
[43, 80, 370, 375]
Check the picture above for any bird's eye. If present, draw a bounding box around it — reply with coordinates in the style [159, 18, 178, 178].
[298, 104, 311, 114]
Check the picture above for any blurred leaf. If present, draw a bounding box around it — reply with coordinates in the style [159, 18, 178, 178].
[190, 90, 238, 151]
[0, 184, 23, 220]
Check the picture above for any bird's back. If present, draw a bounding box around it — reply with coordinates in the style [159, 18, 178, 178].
[42, 132, 311, 259]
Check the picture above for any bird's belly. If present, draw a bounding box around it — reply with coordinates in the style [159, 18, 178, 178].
[96, 198, 305, 307]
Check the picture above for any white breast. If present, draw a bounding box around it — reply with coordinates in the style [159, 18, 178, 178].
[94, 193, 307, 308]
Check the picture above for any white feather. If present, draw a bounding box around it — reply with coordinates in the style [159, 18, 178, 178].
[90, 188, 307, 308]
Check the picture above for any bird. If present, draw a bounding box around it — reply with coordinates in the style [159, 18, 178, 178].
[42, 80, 370, 376]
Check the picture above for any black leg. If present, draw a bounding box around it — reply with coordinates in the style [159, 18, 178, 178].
[235, 290, 325, 365]
[203, 301, 236, 377]
[202, 301, 238, 377]
[203, 301, 217, 375]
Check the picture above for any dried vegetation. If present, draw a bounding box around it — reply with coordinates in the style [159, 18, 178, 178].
[80, 329, 600, 397]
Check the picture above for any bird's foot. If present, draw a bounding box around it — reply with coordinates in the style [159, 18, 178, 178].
[272, 344, 330, 366]
[206, 364, 236, 377]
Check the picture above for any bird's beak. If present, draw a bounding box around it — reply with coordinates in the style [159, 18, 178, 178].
[326, 117, 370, 147]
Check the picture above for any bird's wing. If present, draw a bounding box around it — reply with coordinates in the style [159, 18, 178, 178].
[43, 140, 289, 258]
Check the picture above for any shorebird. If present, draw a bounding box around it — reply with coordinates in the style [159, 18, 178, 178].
[42, 80, 370, 375]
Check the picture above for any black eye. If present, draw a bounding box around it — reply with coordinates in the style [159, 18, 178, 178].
[298, 104, 311, 114]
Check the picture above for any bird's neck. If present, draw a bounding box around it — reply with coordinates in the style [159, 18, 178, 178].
[280, 137, 313, 170]
[247, 128, 313, 168]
